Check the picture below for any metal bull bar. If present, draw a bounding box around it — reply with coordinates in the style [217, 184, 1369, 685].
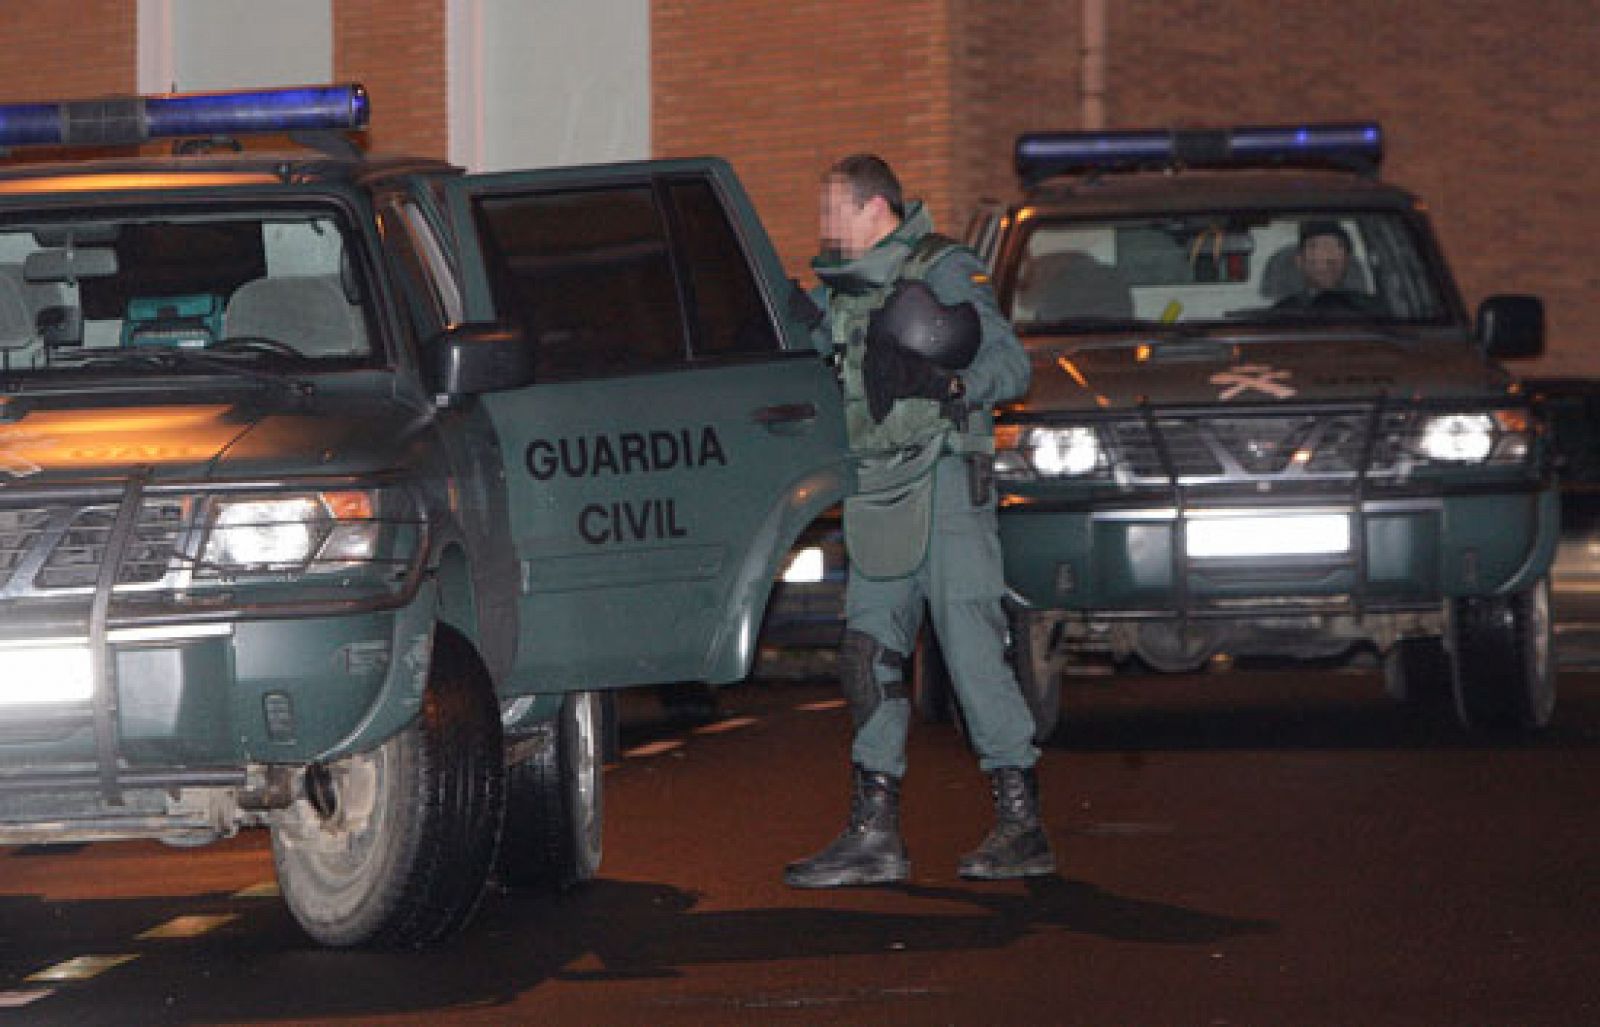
[87, 467, 151, 806]
[1131, 391, 1401, 621]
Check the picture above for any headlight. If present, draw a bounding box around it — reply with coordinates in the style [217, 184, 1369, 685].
[1415, 411, 1531, 465]
[205, 498, 319, 567]
[1026, 426, 1102, 476]
[202, 491, 383, 572]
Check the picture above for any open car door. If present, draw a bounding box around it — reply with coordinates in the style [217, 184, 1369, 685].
[440, 158, 848, 690]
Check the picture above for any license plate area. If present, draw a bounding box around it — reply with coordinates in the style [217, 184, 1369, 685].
[1185, 512, 1351, 559]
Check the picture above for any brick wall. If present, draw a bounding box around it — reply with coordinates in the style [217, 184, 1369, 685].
[0, 1, 135, 101]
[334, 0, 447, 159]
[652, 0, 957, 278]
[951, 0, 1082, 222]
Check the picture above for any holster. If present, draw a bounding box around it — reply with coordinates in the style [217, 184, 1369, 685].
[966, 452, 994, 507]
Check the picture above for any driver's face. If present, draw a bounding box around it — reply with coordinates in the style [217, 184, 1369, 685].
[1299, 235, 1350, 292]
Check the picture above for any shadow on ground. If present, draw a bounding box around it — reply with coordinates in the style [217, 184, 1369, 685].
[0, 873, 1271, 1025]
[1041, 668, 1600, 754]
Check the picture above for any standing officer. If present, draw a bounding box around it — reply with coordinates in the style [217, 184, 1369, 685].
[786, 154, 1054, 888]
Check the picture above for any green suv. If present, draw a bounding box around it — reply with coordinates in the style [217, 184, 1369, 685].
[0, 86, 847, 947]
[966, 124, 1556, 735]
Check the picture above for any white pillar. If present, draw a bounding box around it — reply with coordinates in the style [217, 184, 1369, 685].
[136, 0, 176, 94]
[447, 0, 487, 171]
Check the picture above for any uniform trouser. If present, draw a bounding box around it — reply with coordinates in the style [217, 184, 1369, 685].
[845, 454, 1040, 778]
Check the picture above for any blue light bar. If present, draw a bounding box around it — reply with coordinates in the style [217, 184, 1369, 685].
[1015, 122, 1382, 185]
[0, 84, 368, 150]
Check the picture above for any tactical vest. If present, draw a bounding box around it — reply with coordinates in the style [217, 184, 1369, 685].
[829, 232, 964, 457]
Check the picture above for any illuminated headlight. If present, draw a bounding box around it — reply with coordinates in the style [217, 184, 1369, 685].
[1026, 427, 1102, 476]
[781, 546, 826, 583]
[1417, 414, 1494, 463]
[202, 491, 382, 572]
[0, 642, 92, 705]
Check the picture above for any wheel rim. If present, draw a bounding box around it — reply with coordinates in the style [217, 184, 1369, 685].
[569, 692, 603, 868]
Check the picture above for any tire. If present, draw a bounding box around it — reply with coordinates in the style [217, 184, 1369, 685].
[1005, 598, 1063, 745]
[1382, 636, 1452, 707]
[271, 629, 505, 949]
[1448, 576, 1556, 732]
[498, 690, 609, 889]
[909, 626, 956, 724]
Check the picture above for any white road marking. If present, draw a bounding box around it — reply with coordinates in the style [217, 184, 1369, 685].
[1080, 822, 1177, 836]
[26, 954, 138, 982]
[233, 880, 279, 898]
[137, 914, 239, 940]
[692, 716, 758, 736]
[0, 990, 52, 1008]
[796, 699, 846, 712]
[624, 739, 686, 758]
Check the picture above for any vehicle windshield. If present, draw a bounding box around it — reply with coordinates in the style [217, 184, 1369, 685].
[1007, 210, 1450, 332]
[0, 206, 376, 376]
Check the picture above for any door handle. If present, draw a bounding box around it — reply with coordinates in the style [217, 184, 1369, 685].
[751, 402, 818, 427]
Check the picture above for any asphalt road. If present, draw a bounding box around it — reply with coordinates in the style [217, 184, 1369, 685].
[1, 661, 1597, 1025]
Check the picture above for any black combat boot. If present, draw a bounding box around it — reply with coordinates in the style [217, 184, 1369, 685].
[784, 765, 910, 888]
[957, 766, 1056, 880]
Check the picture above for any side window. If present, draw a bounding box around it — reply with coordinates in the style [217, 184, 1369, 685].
[473, 186, 686, 380]
[664, 179, 778, 358]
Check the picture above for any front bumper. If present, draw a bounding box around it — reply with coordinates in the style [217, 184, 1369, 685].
[0, 587, 438, 792]
[999, 487, 1560, 616]
[0, 472, 433, 808]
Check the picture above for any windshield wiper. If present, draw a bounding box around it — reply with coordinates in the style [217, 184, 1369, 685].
[41, 347, 315, 393]
[1019, 316, 1151, 333]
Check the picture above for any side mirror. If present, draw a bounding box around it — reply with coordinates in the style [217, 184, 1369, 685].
[1477, 295, 1544, 359]
[426, 322, 534, 398]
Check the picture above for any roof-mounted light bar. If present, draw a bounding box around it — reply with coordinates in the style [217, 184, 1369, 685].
[1015, 122, 1382, 185]
[0, 84, 369, 150]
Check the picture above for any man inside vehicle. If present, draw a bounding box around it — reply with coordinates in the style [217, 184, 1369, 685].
[1273, 220, 1385, 314]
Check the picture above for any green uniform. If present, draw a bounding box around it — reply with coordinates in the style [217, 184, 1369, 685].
[813, 202, 1038, 776]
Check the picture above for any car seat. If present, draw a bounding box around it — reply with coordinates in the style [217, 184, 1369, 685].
[1017, 251, 1133, 321]
[0, 266, 36, 350]
[223, 275, 366, 356]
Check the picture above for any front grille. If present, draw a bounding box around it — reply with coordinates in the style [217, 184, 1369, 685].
[1107, 412, 1412, 483]
[36, 500, 189, 589]
[0, 507, 50, 586]
[0, 483, 421, 620]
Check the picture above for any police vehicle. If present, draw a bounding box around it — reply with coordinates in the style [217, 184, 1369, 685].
[966, 123, 1556, 735]
[0, 85, 848, 947]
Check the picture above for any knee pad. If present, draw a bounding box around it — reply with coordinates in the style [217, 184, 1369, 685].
[840, 629, 908, 730]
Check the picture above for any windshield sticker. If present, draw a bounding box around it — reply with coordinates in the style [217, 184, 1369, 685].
[1210, 365, 1296, 401]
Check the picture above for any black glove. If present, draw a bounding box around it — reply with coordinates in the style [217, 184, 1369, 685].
[862, 337, 952, 423]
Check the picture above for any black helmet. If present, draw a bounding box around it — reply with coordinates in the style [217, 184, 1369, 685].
[867, 279, 981, 370]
